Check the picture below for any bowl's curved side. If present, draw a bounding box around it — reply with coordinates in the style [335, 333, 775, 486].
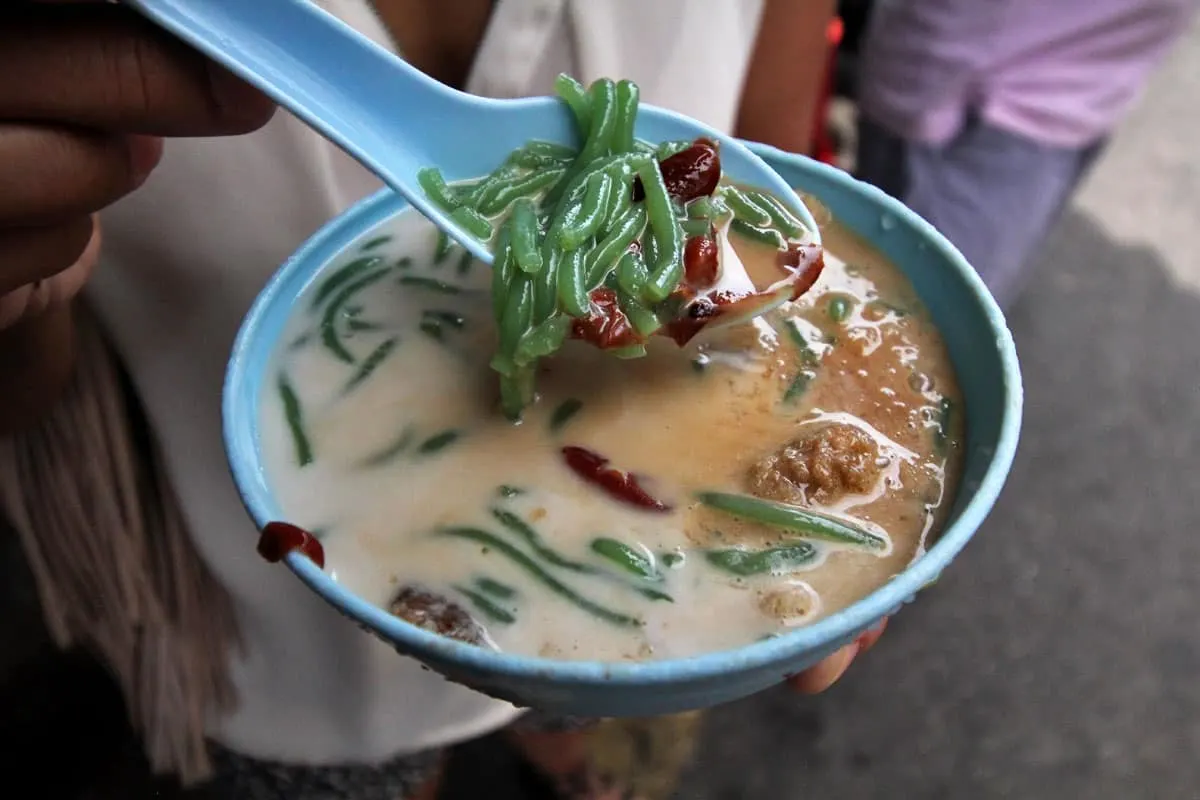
[222, 146, 1022, 717]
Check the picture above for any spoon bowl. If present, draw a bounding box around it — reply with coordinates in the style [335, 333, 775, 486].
[123, 0, 820, 264]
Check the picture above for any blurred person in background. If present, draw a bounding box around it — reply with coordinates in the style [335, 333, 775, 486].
[0, 2, 863, 800]
[853, 0, 1196, 307]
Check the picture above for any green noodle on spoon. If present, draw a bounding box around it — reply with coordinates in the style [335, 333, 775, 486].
[418, 75, 824, 419]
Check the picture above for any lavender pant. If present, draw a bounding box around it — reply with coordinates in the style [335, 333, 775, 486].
[855, 114, 1106, 308]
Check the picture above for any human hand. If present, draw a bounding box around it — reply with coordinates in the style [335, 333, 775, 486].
[786, 617, 889, 694]
[0, 2, 275, 328]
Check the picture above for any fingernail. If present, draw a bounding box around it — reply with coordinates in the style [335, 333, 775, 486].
[127, 135, 164, 187]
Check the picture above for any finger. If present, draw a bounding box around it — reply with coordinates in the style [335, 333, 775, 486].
[0, 216, 94, 294]
[0, 216, 99, 330]
[0, 125, 161, 225]
[856, 618, 889, 655]
[0, 4, 275, 135]
[786, 641, 859, 695]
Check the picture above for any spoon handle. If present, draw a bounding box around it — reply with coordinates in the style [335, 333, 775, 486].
[124, 0, 496, 261]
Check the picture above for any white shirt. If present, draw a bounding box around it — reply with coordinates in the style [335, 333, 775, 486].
[90, 0, 763, 764]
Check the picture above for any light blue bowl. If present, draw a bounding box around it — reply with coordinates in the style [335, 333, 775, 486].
[223, 144, 1023, 716]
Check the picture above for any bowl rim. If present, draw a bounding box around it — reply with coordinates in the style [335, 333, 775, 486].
[223, 146, 1023, 687]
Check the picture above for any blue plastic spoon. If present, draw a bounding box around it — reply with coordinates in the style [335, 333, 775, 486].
[123, 0, 820, 264]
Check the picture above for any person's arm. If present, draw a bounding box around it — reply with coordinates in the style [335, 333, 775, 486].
[735, 0, 837, 155]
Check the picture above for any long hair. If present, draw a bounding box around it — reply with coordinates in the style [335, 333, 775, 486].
[0, 302, 239, 784]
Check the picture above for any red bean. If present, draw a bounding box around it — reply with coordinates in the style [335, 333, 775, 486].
[633, 138, 722, 202]
[561, 446, 672, 512]
[684, 233, 719, 289]
[660, 289, 743, 346]
[779, 244, 825, 299]
[660, 139, 721, 202]
[569, 287, 643, 350]
[257, 521, 325, 569]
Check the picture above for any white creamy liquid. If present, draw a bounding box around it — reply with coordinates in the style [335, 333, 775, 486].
[259, 203, 962, 661]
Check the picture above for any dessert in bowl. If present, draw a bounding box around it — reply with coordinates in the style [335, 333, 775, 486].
[223, 80, 1021, 715]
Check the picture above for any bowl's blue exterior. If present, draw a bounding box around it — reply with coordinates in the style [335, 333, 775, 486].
[223, 145, 1023, 716]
